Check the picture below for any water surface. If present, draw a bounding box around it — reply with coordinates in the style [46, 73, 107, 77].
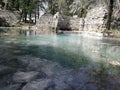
[1, 34, 120, 68]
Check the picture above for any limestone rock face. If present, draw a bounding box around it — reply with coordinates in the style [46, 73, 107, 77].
[0, 10, 19, 26]
[57, 6, 109, 31]
[111, 16, 120, 30]
[38, 6, 109, 32]
[58, 16, 81, 30]
[111, 1, 120, 29]
[84, 6, 108, 31]
[0, 18, 9, 26]
[36, 14, 54, 34]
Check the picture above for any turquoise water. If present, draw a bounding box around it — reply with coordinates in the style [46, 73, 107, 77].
[1, 34, 120, 68]
[1, 34, 120, 90]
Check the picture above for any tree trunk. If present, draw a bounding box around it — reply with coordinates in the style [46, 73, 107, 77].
[24, 11, 27, 22]
[16, 0, 20, 10]
[25, 13, 27, 22]
[29, 13, 32, 23]
[35, 11, 37, 24]
[106, 0, 114, 30]
[37, 3, 40, 19]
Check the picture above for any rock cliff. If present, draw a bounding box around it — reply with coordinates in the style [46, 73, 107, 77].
[36, 5, 111, 32]
[84, 6, 108, 32]
[111, 0, 120, 29]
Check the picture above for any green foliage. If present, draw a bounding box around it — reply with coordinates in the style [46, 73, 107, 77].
[20, 0, 36, 21]
[48, 0, 59, 15]
[48, 0, 74, 15]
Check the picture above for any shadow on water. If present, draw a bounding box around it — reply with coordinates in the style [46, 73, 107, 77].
[14, 44, 91, 68]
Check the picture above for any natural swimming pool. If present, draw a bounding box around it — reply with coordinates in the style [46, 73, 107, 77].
[0, 34, 120, 90]
[3, 34, 120, 67]
[1, 34, 120, 67]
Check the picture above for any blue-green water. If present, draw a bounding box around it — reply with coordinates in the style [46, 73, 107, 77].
[1, 34, 120, 90]
[1, 34, 120, 68]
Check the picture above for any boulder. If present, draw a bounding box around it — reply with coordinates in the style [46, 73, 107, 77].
[17, 56, 62, 77]
[41, 62, 62, 77]
[17, 56, 44, 71]
[0, 10, 19, 26]
[0, 17, 9, 26]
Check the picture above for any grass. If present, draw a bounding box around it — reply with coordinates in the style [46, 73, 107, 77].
[18, 22, 35, 27]
[103, 29, 120, 36]
[109, 29, 120, 36]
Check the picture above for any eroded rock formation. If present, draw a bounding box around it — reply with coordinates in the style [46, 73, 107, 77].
[0, 10, 19, 26]
[36, 6, 109, 32]
[84, 6, 108, 32]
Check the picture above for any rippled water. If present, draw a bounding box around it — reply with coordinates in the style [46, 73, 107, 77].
[1, 34, 120, 68]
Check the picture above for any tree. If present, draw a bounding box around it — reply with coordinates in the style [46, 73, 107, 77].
[13, 0, 20, 10]
[3, 0, 8, 10]
[70, 0, 93, 17]
[48, 0, 73, 15]
[106, 0, 114, 30]
[19, 0, 37, 23]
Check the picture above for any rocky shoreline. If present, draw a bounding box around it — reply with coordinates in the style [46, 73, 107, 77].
[0, 27, 120, 40]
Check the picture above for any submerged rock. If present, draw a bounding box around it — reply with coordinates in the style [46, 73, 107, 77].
[17, 56, 63, 77]
[22, 79, 52, 90]
[17, 56, 43, 71]
[0, 65, 15, 76]
[0, 84, 21, 90]
[13, 71, 39, 83]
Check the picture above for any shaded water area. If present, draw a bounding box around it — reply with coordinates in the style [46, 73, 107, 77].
[0, 34, 120, 90]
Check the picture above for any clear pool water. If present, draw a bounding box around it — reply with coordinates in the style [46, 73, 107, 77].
[1, 34, 120, 68]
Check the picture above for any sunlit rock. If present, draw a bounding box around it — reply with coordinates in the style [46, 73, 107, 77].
[84, 6, 108, 31]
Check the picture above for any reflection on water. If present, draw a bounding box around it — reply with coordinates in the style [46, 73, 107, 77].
[1, 34, 120, 68]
